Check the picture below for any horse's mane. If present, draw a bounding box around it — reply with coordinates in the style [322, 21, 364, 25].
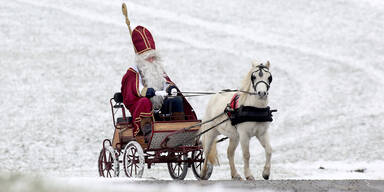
[238, 67, 254, 105]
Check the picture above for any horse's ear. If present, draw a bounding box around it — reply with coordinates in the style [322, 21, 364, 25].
[265, 61, 271, 69]
[252, 61, 260, 67]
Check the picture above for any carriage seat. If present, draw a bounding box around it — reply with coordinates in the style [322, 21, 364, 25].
[113, 92, 133, 124]
[117, 116, 132, 124]
[114, 92, 124, 103]
[113, 92, 181, 122]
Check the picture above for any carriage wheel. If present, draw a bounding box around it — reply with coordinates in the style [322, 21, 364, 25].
[167, 152, 188, 180]
[123, 141, 145, 178]
[191, 149, 213, 180]
[98, 147, 119, 177]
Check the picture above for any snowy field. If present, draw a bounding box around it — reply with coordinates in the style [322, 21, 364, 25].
[1, 0, 384, 191]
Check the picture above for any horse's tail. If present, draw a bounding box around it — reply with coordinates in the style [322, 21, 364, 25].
[201, 128, 219, 165]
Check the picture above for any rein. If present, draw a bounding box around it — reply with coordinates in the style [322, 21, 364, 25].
[176, 65, 272, 97]
[171, 111, 230, 147]
[177, 89, 257, 97]
[166, 64, 274, 146]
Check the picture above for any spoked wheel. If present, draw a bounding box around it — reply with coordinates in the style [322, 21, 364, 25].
[167, 152, 188, 180]
[123, 141, 145, 178]
[191, 149, 213, 180]
[98, 147, 119, 177]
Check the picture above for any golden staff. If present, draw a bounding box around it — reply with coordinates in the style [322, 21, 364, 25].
[122, 3, 137, 53]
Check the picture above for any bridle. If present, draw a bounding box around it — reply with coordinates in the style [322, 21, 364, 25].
[251, 64, 273, 92]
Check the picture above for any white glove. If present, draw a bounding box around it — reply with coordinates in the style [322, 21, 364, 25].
[155, 91, 168, 97]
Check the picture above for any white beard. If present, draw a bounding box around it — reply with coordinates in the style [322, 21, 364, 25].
[136, 53, 166, 91]
[136, 51, 166, 110]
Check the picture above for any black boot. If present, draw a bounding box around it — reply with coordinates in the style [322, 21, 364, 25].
[143, 123, 152, 143]
[140, 117, 153, 143]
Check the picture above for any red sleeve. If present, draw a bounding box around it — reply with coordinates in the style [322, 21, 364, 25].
[121, 68, 142, 109]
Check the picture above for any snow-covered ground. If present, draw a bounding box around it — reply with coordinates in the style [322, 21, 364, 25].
[1, 0, 384, 188]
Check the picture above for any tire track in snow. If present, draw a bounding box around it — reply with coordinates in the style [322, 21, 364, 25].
[16, 0, 384, 86]
[15, 0, 383, 144]
[119, 1, 384, 84]
[12, 0, 241, 58]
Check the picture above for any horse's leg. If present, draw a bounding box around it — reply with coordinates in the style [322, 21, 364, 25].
[201, 130, 218, 180]
[256, 131, 272, 180]
[239, 130, 254, 180]
[227, 137, 242, 180]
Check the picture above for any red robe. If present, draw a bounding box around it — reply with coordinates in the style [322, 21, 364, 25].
[121, 67, 197, 136]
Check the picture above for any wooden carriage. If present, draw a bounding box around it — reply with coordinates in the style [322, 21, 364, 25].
[98, 93, 213, 180]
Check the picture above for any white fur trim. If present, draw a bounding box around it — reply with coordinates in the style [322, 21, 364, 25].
[130, 65, 144, 95]
[137, 49, 156, 60]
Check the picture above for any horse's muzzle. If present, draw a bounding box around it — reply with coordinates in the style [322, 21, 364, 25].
[257, 91, 268, 99]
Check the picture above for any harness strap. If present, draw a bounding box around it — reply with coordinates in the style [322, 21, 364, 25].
[174, 117, 230, 147]
[179, 89, 257, 97]
[226, 94, 239, 116]
[184, 111, 227, 131]
[186, 95, 240, 145]
[165, 111, 228, 147]
[253, 80, 270, 91]
[230, 94, 239, 109]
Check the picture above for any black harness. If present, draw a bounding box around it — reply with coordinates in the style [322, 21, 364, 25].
[227, 105, 277, 125]
[225, 64, 277, 126]
[225, 95, 277, 125]
[251, 65, 273, 91]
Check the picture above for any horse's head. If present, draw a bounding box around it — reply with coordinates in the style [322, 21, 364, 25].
[241, 61, 273, 99]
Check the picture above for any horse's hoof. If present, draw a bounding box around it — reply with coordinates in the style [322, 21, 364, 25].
[200, 173, 208, 180]
[262, 174, 269, 180]
[232, 175, 243, 180]
[246, 176, 255, 180]
[201, 176, 208, 180]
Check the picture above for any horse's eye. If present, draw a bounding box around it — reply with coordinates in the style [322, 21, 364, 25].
[251, 75, 256, 81]
[268, 75, 273, 83]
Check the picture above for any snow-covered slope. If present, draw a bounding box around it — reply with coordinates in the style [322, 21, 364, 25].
[1, 0, 383, 180]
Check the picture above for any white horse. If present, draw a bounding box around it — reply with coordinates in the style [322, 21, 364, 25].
[200, 61, 273, 180]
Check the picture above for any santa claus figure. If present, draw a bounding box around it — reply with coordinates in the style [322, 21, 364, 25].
[121, 26, 197, 140]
